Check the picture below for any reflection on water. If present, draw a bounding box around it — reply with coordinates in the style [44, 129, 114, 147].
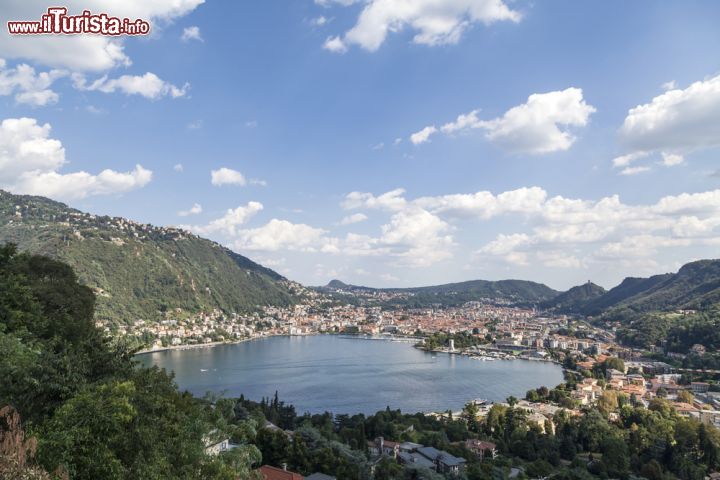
[137, 335, 564, 415]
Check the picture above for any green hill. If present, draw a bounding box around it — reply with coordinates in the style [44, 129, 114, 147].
[319, 278, 559, 307]
[0, 190, 297, 326]
[565, 260, 720, 319]
[541, 281, 606, 313]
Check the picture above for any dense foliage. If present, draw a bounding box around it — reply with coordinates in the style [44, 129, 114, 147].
[223, 389, 720, 480]
[615, 309, 720, 354]
[541, 282, 606, 313]
[0, 245, 260, 479]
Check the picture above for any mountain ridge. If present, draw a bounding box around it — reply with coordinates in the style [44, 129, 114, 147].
[317, 277, 560, 307]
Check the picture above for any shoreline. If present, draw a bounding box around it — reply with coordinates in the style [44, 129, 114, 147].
[134, 335, 263, 355]
[134, 333, 560, 366]
[134, 332, 416, 355]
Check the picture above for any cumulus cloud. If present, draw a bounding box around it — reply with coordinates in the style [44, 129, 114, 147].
[323, 0, 521, 53]
[0, 117, 152, 200]
[0, 60, 67, 106]
[73, 72, 188, 99]
[177, 203, 202, 217]
[0, 1, 204, 71]
[615, 74, 720, 173]
[211, 167, 247, 186]
[410, 88, 595, 154]
[415, 186, 547, 218]
[410, 126, 438, 145]
[379, 207, 454, 266]
[323, 36, 348, 53]
[234, 219, 334, 252]
[181, 26, 203, 42]
[619, 166, 651, 176]
[340, 213, 368, 225]
[183, 202, 263, 236]
[468, 186, 720, 268]
[342, 188, 407, 211]
[341, 185, 720, 272]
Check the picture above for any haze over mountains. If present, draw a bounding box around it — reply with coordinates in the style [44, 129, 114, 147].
[2, 189, 720, 326]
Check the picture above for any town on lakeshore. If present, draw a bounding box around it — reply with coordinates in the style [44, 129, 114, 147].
[125, 283, 720, 430]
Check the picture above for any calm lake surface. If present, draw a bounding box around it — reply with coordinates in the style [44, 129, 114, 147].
[137, 335, 564, 415]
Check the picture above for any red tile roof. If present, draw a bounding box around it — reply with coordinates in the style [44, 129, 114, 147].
[257, 465, 304, 480]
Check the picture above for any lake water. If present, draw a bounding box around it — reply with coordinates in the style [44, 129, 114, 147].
[137, 335, 564, 415]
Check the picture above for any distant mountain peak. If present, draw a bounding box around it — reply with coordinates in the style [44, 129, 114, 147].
[326, 279, 349, 289]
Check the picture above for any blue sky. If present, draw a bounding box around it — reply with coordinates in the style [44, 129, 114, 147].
[1, 0, 720, 290]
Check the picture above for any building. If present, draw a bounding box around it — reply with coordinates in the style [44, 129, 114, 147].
[397, 451, 436, 470]
[416, 446, 467, 475]
[464, 439, 497, 460]
[368, 437, 400, 458]
[257, 465, 304, 480]
[305, 474, 337, 480]
[692, 382, 711, 394]
[202, 429, 232, 456]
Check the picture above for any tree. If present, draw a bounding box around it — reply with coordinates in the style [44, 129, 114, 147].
[677, 390, 695, 404]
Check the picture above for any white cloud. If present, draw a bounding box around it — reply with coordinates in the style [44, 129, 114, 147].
[0, 60, 67, 106]
[311, 16, 329, 27]
[340, 213, 368, 225]
[537, 251, 584, 269]
[14, 165, 152, 200]
[173, 163, 184, 172]
[410, 125, 438, 145]
[474, 88, 595, 154]
[440, 109, 482, 133]
[619, 166, 651, 176]
[323, 0, 521, 52]
[184, 202, 263, 236]
[415, 186, 547, 218]
[466, 186, 720, 268]
[661, 152, 684, 167]
[342, 188, 407, 211]
[341, 185, 720, 274]
[177, 203, 202, 217]
[181, 26, 203, 42]
[661, 80, 676, 91]
[0, 1, 204, 71]
[612, 151, 648, 168]
[0, 117, 151, 200]
[211, 167, 246, 186]
[323, 36, 348, 53]
[615, 74, 720, 171]
[234, 219, 333, 252]
[411, 88, 595, 154]
[73, 72, 188, 99]
[379, 207, 454, 267]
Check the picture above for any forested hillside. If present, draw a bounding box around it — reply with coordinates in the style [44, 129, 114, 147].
[0, 245, 260, 479]
[0, 190, 297, 326]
